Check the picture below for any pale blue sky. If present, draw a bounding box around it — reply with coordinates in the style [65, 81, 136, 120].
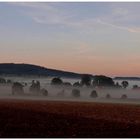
[0, 2, 140, 76]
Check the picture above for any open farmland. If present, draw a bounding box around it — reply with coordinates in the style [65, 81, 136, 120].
[0, 99, 140, 137]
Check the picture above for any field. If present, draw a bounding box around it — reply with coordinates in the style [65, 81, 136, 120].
[0, 99, 140, 138]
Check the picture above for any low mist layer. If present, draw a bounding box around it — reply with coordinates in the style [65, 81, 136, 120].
[0, 76, 140, 105]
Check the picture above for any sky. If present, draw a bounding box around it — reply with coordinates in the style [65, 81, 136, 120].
[0, 2, 140, 77]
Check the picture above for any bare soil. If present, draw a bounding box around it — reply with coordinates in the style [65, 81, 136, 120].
[0, 99, 140, 138]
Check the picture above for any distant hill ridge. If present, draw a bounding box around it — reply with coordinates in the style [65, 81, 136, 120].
[114, 77, 140, 81]
[0, 63, 90, 78]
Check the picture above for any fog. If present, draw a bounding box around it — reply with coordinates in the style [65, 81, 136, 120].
[0, 79, 140, 105]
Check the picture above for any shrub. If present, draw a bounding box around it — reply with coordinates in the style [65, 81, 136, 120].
[12, 82, 24, 95]
[106, 94, 111, 99]
[29, 80, 40, 93]
[40, 88, 48, 96]
[121, 94, 127, 99]
[73, 82, 81, 87]
[0, 78, 6, 84]
[7, 79, 12, 84]
[133, 85, 139, 89]
[90, 90, 98, 98]
[72, 89, 80, 97]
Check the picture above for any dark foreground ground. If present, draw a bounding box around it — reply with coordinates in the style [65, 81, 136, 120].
[0, 99, 140, 138]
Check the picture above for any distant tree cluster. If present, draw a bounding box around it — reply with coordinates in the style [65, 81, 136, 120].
[0, 78, 6, 83]
[80, 74, 91, 86]
[93, 75, 114, 87]
[0, 77, 12, 84]
[50, 75, 131, 89]
[9, 74, 134, 99]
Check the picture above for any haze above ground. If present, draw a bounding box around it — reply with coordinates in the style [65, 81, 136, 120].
[0, 2, 140, 77]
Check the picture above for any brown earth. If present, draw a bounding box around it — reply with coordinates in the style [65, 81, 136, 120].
[0, 99, 140, 138]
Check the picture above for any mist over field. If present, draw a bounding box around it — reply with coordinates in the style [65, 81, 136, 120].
[0, 76, 140, 104]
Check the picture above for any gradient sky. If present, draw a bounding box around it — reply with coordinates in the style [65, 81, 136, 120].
[0, 2, 140, 76]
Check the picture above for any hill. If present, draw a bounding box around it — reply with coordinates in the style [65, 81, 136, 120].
[114, 77, 140, 81]
[0, 63, 90, 78]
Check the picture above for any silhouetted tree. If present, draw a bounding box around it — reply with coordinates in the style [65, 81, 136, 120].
[81, 74, 91, 86]
[63, 82, 72, 87]
[121, 94, 127, 99]
[71, 89, 80, 97]
[121, 81, 129, 89]
[12, 82, 24, 95]
[51, 77, 63, 85]
[90, 90, 98, 98]
[30, 80, 40, 93]
[133, 85, 139, 90]
[7, 79, 12, 84]
[40, 88, 48, 96]
[0, 78, 6, 84]
[106, 94, 111, 99]
[93, 75, 114, 87]
[115, 82, 122, 88]
[73, 82, 81, 87]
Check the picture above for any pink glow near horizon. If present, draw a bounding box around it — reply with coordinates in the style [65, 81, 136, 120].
[0, 2, 140, 77]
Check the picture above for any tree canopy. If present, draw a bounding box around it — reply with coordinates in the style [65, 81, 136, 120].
[93, 75, 114, 87]
[121, 81, 129, 88]
[80, 74, 92, 86]
[51, 77, 63, 85]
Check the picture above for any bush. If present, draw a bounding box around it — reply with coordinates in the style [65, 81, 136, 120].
[106, 94, 111, 99]
[133, 85, 139, 89]
[72, 89, 80, 97]
[40, 88, 48, 96]
[90, 90, 98, 98]
[51, 77, 63, 85]
[63, 82, 72, 87]
[29, 80, 40, 93]
[73, 82, 81, 87]
[7, 79, 12, 84]
[121, 94, 127, 99]
[12, 82, 24, 95]
[0, 78, 6, 84]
